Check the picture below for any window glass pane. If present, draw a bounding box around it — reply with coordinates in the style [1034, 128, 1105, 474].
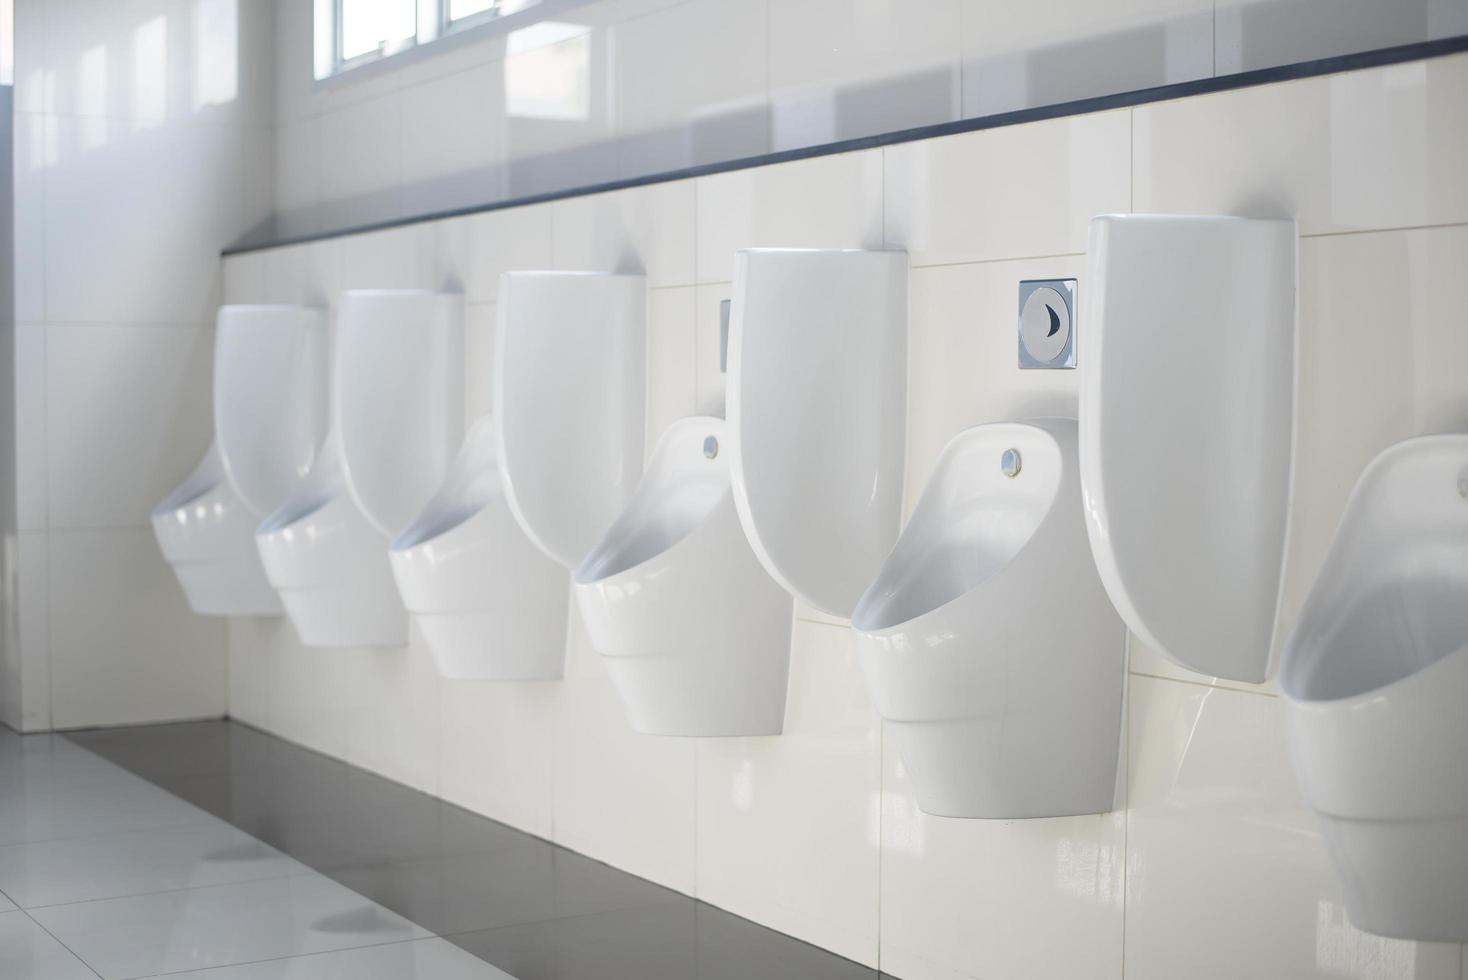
[340, 0, 416, 60]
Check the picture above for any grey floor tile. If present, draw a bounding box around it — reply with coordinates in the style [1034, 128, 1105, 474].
[449, 901, 880, 980]
[332, 843, 683, 936]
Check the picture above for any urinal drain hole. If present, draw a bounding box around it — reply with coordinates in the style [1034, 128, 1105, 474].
[703, 436, 719, 460]
[1002, 449, 1022, 479]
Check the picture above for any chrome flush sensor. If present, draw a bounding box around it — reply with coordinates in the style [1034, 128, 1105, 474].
[1018, 278, 1077, 369]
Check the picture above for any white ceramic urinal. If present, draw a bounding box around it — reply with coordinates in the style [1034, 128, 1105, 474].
[852, 420, 1126, 818]
[390, 417, 570, 680]
[574, 417, 795, 736]
[1280, 434, 1468, 942]
[256, 432, 408, 647]
[728, 248, 907, 618]
[152, 445, 282, 615]
[154, 304, 326, 616]
[1080, 214, 1296, 683]
[335, 290, 464, 538]
[496, 272, 646, 569]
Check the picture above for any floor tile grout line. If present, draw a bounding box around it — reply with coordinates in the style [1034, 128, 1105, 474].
[127, 935, 445, 980]
[14, 865, 325, 914]
[16, 903, 106, 980]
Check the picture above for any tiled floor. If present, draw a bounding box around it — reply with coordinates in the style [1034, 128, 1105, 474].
[0, 720, 885, 979]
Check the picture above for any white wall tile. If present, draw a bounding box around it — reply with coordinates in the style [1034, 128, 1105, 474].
[1134, 57, 1468, 234]
[1216, 0, 1468, 75]
[221, 252, 269, 305]
[14, 324, 48, 534]
[342, 636, 442, 797]
[43, 119, 270, 323]
[884, 111, 1131, 267]
[47, 528, 226, 729]
[692, 282, 730, 417]
[400, 64, 510, 215]
[458, 206, 554, 304]
[695, 620, 882, 967]
[264, 240, 340, 308]
[878, 724, 1125, 980]
[16, 533, 52, 733]
[552, 610, 697, 895]
[645, 287, 698, 451]
[275, 118, 321, 217]
[770, 0, 961, 150]
[904, 256, 1083, 514]
[44, 323, 214, 531]
[13, 113, 46, 325]
[463, 303, 497, 424]
[1124, 676, 1461, 980]
[502, 26, 619, 197]
[695, 149, 884, 284]
[550, 179, 697, 287]
[438, 675, 557, 838]
[317, 94, 407, 225]
[616, 0, 770, 178]
[335, 225, 438, 292]
[961, 0, 1212, 117]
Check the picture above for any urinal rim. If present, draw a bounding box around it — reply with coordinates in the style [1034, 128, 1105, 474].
[256, 492, 340, 538]
[1279, 433, 1468, 707]
[850, 418, 1073, 635]
[573, 415, 731, 588]
[152, 446, 227, 518]
[389, 417, 504, 555]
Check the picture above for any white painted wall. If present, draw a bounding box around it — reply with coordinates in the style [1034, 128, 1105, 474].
[269, 0, 1468, 235]
[3, 0, 276, 730]
[223, 51, 1468, 980]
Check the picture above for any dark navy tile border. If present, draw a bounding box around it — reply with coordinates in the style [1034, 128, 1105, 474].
[225, 34, 1468, 256]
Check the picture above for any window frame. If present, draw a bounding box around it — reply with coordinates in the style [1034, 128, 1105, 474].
[315, 0, 588, 83]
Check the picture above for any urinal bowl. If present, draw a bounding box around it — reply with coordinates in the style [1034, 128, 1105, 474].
[1280, 434, 1468, 942]
[152, 445, 283, 616]
[574, 417, 795, 737]
[256, 439, 408, 648]
[851, 419, 1127, 818]
[390, 418, 570, 681]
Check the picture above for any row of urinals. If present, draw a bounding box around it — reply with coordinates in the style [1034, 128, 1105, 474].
[154, 215, 1466, 943]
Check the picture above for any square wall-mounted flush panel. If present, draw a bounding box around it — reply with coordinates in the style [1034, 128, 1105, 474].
[1018, 278, 1076, 369]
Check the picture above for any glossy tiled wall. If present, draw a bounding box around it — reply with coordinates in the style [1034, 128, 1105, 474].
[4, 0, 275, 729]
[268, 0, 1468, 238]
[224, 52, 1468, 980]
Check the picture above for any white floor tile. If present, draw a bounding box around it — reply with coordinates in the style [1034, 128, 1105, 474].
[0, 911, 97, 980]
[0, 821, 309, 909]
[30, 874, 432, 980]
[154, 938, 515, 979]
[0, 769, 216, 847]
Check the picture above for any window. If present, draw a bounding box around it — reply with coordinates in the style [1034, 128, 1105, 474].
[316, 0, 559, 80]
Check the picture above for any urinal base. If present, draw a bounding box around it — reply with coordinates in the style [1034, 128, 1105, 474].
[1319, 812, 1468, 942]
[279, 588, 409, 648]
[602, 649, 788, 738]
[889, 716, 1119, 820]
[415, 611, 566, 681]
[173, 561, 284, 617]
